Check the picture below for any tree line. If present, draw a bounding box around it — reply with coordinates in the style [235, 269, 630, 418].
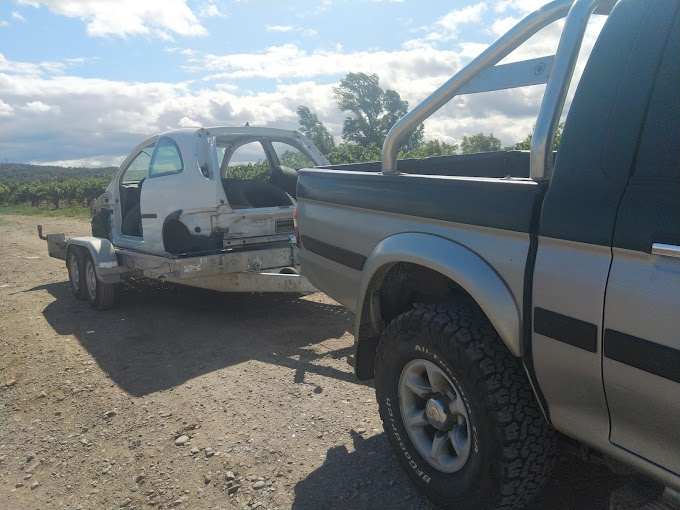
[0, 176, 113, 209]
[0, 162, 116, 181]
[1, 72, 558, 210]
[297, 71, 561, 162]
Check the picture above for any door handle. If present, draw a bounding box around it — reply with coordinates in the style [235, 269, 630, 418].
[652, 243, 680, 259]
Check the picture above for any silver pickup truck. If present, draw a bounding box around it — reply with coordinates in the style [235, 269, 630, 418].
[295, 0, 680, 508]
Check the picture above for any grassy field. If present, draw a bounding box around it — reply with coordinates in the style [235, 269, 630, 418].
[0, 204, 90, 219]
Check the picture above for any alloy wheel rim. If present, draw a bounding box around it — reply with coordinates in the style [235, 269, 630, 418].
[398, 358, 472, 473]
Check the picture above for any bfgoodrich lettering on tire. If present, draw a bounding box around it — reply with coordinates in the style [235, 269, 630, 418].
[375, 304, 555, 510]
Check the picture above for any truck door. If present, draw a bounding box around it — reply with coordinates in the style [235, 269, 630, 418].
[603, 13, 680, 474]
[530, 0, 677, 451]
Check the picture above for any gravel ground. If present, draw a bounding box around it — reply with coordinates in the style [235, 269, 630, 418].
[0, 214, 629, 510]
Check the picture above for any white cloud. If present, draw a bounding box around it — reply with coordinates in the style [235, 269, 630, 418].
[16, 0, 40, 7]
[28, 0, 207, 39]
[198, 1, 228, 19]
[195, 44, 460, 86]
[266, 25, 294, 33]
[490, 16, 521, 37]
[23, 101, 59, 113]
[12, 11, 27, 22]
[265, 25, 318, 37]
[0, 20, 9, 28]
[404, 3, 487, 49]
[458, 42, 489, 60]
[494, 0, 549, 14]
[0, 53, 67, 77]
[0, 99, 15, 117]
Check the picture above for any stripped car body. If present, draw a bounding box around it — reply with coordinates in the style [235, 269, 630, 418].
[40, 126, 329, 307]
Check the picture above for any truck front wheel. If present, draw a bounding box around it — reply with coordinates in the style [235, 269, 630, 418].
[83, 254, 116, 310]
[375, 304, 555, 510]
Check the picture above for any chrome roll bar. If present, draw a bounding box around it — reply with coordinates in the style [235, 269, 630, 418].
[381, 0, 614, 178]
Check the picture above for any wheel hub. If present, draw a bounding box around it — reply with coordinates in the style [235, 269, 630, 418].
[425, 395, 452, 430]
[398, 359, 472, 473]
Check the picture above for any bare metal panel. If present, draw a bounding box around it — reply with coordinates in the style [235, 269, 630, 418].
[164, 271, 317, 294]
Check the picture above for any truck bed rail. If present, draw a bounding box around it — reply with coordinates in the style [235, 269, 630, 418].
[381, 0, 615, 179]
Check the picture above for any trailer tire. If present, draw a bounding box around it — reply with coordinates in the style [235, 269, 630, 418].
[67, 249, 85, 299]
[375, 304, 555, 510]
[83, 254, 116, 310]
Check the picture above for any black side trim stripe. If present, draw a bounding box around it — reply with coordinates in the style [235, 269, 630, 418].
[534, 308, 598, 353]
[604, 329, 680, 384]
[141, 213, 157, 219]
[301, 235, 366, 271]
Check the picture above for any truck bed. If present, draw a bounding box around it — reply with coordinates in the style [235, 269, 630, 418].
[296, 157, 548, 311]
[318, 150, 531, 179]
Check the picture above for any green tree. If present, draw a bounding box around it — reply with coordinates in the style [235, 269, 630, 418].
[460, 132, 502, 154]
[0, 183, 10, 205]
[296, 106, 336, 155]
[405, 139, 458, 159]
[514, 122, 564, 151]
[333, 72, 424, 152]
[326, 143, 382, 165]
[227, 161, 270, 181]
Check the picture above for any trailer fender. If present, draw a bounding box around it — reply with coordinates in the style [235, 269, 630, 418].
[66, 237, 121, 284]
[354, 233, 522, 379]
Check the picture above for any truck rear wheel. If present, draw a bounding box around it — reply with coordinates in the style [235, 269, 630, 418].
[83, 254, 116, 310]
[375, 304, 555, 510]
[67, 249, 84, 299]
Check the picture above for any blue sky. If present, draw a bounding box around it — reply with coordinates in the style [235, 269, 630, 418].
[0, 0, 605, 167]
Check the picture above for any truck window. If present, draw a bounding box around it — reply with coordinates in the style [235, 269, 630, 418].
[271, 142, 315, 170]
[149, 137, 183, 178]
[226, 142, 270, 181]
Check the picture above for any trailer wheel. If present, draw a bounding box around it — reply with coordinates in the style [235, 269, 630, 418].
[66, 249, 84, 299]
[375, 304, 555, 510]
[83, 254, 116, 310]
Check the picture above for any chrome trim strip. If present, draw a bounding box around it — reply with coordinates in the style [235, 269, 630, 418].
[652, 243, 680, 259]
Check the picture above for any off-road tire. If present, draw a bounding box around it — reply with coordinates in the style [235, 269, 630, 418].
[66, 249, 84, 299]
[375, 304, 556, 510]
[83, 254, 116, 310]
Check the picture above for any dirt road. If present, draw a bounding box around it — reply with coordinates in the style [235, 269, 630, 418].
[1, 214, 626, 510]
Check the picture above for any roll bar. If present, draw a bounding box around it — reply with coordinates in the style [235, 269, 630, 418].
[381, 0, 615, 179]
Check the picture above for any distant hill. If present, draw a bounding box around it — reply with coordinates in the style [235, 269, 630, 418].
[0, 163, 117, 182]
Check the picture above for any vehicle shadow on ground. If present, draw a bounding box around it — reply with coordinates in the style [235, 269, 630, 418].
[28, 279, 363, 397]
[293, 434, 628, 510]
